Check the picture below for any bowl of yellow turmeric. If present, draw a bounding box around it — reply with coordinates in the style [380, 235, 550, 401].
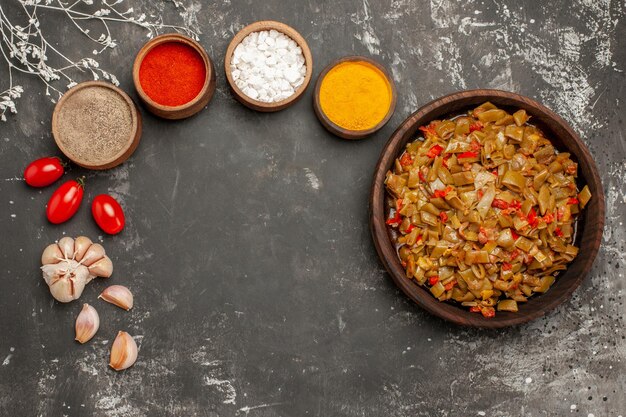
[313, 56, 396, 140]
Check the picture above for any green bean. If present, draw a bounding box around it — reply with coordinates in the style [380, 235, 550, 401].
[428, 156, 442, 182]
[578, 185, 591, 208]
[538, 184, 551, 215]
[514, 236, 534, 252]
[533, 168, 549, 191]
[444, 140, 471, 153]
[532, 276, 555, 293]
[430, 243, 448, 258]
[534, 145, 555, 164]
[420, 211, 438, 226]
[405, 228, 421, 246]
[452, 171, 474, 186]
[437, 166, 454, 185]
[496, 228, 516, 248]
[477, 109, 507, 123]
[385, 102, 590, 318]
[502, 170, 525, 193]
[406, 255, 416, 278]
[496, 115, 515, 126]
[421, 202, 441, 216]
[435, 120, 456, 139]
[407, 167, 420, 188]
[455, 117, 471, 135]
[466, 250, 490, 264]
[497, 299, 518, 312]
[513, 109, 528, 126]
[475, 185, 496, 218]
[504, 125, 524, 142]
[430, 281, 446, 297]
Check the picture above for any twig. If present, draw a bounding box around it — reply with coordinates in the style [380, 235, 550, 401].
[0, 0, 198, 121]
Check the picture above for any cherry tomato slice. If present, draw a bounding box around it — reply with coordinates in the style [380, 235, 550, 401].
[46, 178, 84, 224]
[24, 157, 64, 187]
[92, 194, 125, 235]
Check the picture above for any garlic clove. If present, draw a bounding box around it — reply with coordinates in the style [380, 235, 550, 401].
[89, 256, 113, 278]
[44, 262, 90, 302]
[86, 274, 96, 285]
[74, 236, 93, 262]
[109, 331, 138, 371]
[75, 303, 99, 343]
[99, 285, 133, 310]
[81, 243, 105, 267]
[49, 284, 73, 303]
[41, 263, 63, 286]
[58, 237, 75, 260]
[49, 276, 82, 303]
[41, 243, 63, 265]
[74, 264, 90, 292]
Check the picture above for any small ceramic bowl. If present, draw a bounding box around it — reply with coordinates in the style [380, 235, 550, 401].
[370, 89, 605, 328]
[224, 20, 313, 112]
[133, 33, 216, 120]
[52, 81, 142, 170]
[313, 56, 397, 140]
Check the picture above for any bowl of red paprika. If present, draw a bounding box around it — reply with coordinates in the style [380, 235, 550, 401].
[133, 33, 216, 120]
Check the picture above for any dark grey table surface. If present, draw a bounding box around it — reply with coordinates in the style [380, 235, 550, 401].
[1, 0, 625, 416]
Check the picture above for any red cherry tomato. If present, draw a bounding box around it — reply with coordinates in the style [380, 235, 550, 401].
[24, 157, 64, 187]
[46, 178, 84, 224]
[92, 194, 125, 235]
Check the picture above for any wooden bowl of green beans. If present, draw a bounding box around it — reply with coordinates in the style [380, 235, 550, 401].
[369, 89, 605, 328]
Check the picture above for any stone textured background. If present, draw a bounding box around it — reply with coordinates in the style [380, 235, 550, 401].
[0, 0, 624, 416]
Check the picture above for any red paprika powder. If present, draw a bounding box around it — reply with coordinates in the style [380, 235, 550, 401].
[139, 42, 206, 106]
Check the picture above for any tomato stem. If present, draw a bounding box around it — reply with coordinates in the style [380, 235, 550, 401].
[54, 156, 68, 168]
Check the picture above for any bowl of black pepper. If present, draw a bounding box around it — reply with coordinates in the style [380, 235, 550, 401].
[52, 81, 142, 170]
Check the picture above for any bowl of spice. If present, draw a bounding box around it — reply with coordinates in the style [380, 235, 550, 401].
[52, 81, 142, 170]
[313, 56, 396, 140]
[133, 33, 215, 120]
[225, 21, 313, 112]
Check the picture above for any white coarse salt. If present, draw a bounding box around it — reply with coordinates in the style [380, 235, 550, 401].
[231, 29, 306, 103]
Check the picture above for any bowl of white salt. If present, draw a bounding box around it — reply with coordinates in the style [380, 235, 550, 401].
[224, 20, 313, 112]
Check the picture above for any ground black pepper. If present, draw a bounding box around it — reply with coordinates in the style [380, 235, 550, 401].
[56, 86, 133, 165]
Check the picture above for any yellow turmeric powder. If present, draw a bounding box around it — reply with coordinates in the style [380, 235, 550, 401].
[319, 61, 392, 131]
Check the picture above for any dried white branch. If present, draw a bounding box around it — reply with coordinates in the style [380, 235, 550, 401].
[0, 0, 198, 121]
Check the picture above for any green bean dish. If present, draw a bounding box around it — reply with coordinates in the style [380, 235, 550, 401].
[384, 102, 592, 318]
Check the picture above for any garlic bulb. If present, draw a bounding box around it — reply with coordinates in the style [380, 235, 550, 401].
[109, 331, 138, 371]
[75, 304, 99, 343]
[41, 236, 113, 303]
[99, 285, 133, 310]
